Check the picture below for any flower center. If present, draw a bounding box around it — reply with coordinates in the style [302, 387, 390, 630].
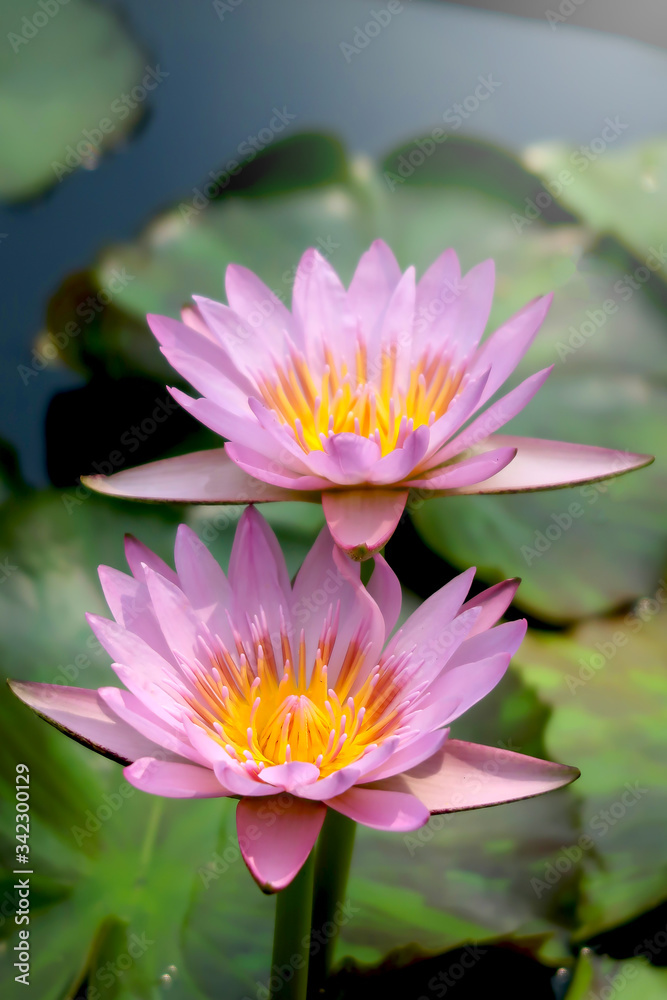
[256, 342, 462, 456]
[183, 607, 416, 776]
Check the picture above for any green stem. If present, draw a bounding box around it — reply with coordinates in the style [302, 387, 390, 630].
[309, 810, 357, 989]
[270, 849, 316, 1000]
[135, 798, 164, 887]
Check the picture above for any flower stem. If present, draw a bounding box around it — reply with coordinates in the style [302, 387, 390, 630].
[308, 809, 357, 989]
[270, 848, 316, 1000]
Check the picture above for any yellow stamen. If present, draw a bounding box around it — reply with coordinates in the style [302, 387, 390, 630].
[257, 345, 460, 457]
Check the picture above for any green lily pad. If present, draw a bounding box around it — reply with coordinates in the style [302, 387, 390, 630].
[0, 0, 147, 200]
[514, 604, 667, 938]
[565, 948, 667, 1000]
[522, 137, 667, 284]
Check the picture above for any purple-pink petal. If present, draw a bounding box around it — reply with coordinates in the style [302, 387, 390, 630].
[363, 729, 450, 783]
[468, 293, 553, 405]
[371, 739, 580, 812]
[414, 651, 511, 729]
[7, 680, 173, 766]
[125, 757, 226, 798]
[326, 786, 430, 831]
[259, 761, 320, 792]
[237, 796, 326, 892]
[459, 578, 520, 636]
[437, 366, 553, 461]
[366, 553, 402, 636]
[81, 449, 309, 503]
[443, 436, 654, 494]
[407, 446, 517, 490]
[321, 489, 408, 559]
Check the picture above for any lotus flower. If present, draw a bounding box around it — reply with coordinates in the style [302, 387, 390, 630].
[81, 241, 652, 558]
[10, 507, 578, 892]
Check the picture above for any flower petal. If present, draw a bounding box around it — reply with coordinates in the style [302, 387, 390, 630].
[125, 757, 226, 798]
[422, 258, 496, 364]
[306, 434, 382, 486]
[168, 388, 275, 457]
[374, 265, 416, 357]
[443, 436, 654, 494]
[346, 239, 402, 343]
[459, 578, 520, 637]
[414, 248, 460, 321]
[259, 761, 320, 792]
[225, 442, 331, 491]
[414, 652, 511, 729]
[384, 566, 475, 661]
[85, 612, 180, 678]
[367, 425, 430, 485]
[407, 446, 517, 490]
[321, 489, 408, 559]
[366, 553, 402, 636]
[97, 565, 174, 662]
[362, 729, 450, 782]
[81, 449, 308, 503]
[237, 796, 326, 892]
[228, 506, 292, 645]
[173, 524, 234, 644]
[213, 761, 276, 797]
[7, 680, 172, 766]
[372, 739, 580, 812]
[142, 566, 204, 664]
[124, 535, 179, 586]
[468, 293, 553, 405]
[292, 248, 346, 361]
[225, 263, 296, 348]
[289, 526, 385, 684]
[437, 366, 553, 461]
[98, 686, 203, 763]
[445, 619, 527, 672]
[326, 786, 429, 831]
[147, 313, 255, 404]
[294, 765, 363, 800]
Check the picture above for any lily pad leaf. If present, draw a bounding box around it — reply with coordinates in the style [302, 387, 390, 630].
[0, 0, 147, 200]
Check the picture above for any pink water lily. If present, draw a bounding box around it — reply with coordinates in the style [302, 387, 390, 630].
[10, 507, 578, 892]
[81, 241, 652, 558]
